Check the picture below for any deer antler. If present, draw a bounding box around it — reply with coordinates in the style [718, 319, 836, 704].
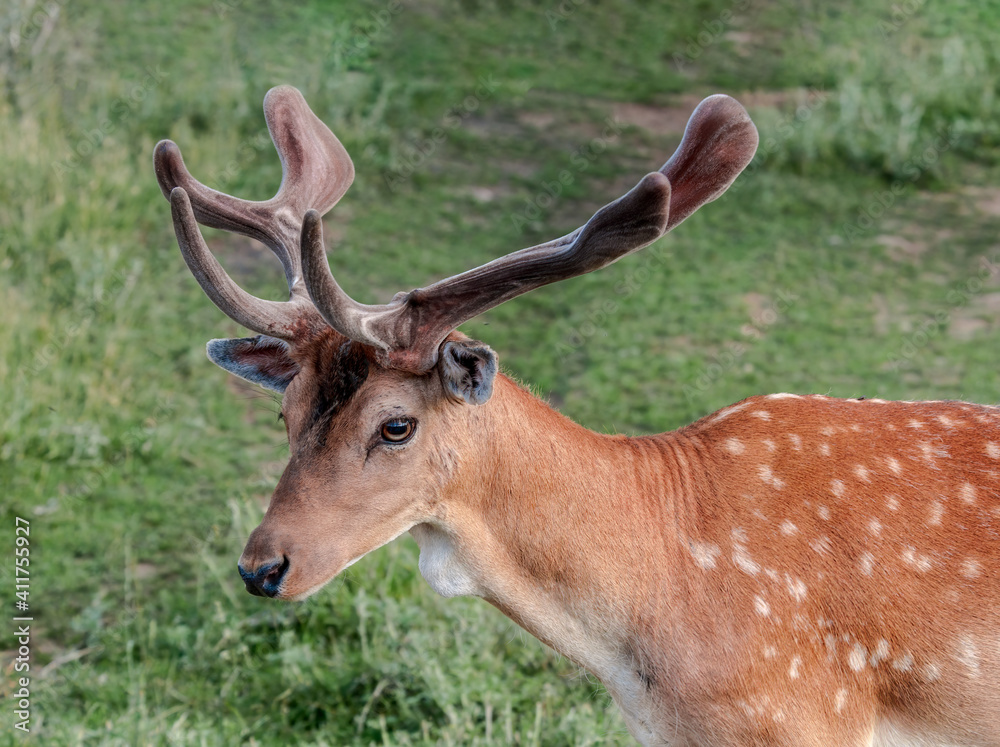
[157, 89, 757, 370]
[153, 85, 354, 338]
[302, 94, 758, 372]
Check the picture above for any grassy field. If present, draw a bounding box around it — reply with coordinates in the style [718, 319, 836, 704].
[3, 0, 1000, 744]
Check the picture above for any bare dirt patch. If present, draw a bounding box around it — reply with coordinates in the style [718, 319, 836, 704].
[963, 186, 1000, 217]
[611, 96, 704, 137]
[876, 234, 930, 263]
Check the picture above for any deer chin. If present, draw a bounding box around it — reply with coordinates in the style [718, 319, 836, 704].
[282, 525, 418, 601]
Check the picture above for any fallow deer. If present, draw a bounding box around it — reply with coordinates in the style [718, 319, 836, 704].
[154, 86, 1000, 746]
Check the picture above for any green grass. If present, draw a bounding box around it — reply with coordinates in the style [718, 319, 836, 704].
[3, 0, 1000, 744]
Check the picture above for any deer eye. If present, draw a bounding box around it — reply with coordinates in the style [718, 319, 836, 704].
[380, 418, 416, 444]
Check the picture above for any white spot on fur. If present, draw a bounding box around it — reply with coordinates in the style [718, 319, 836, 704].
[689, 541, 721, 570]
[789, 656, 801, 679]
[908, 420, 925, 430]
[722, 437, 746, 455]
[868, 518, 882, 536]
[957, 635, 979, 677]
[834, 688, 847, 713]
[820, 426, 836, 436]
[764, 645, 777, 659]
[755, 595, 770, 617]
[818, 505, 831, 520]
[819, 442, 831, 456]
[788, 433, 803, 450]
[758, 464, 786, 489]
[763, 438, 777, 452]
[734, 549, 760, 575]
[902, 546, 933, 572]
[886, 456, 902, 475]
[892, 653, 914, 672]
[961, 558, 982, 579]
[785, 574, 807, 603]
[987, 442, 1000, 460]
[831, 479, 846, 498]
[919, 441, 943, 465]
[922, 662, 941, 682]
[928, 501, 944, 526]
[712, 402, 750, 422]
[767, 393, 802, 399]
[886, 495, 900, 511]
[870, 639, 890, 667]
[752, 410, 772, 421]
[960, 482, 977, 504]
[937, 414, 957, 428]
[780, 520, 798, 536]
[731, 528, 760, 575]
[853, 464, 870, 482]
[848, 643, 867, 672]
[859, 552, 874, 576]
[810, 536, 832, 555]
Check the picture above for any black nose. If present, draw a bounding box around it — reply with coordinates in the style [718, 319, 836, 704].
[238, 556, 289, 598]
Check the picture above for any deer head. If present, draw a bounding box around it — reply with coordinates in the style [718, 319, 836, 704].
[154, 85, 758, 601]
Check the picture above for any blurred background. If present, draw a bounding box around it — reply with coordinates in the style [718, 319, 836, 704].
[2, 0, 1000, 743]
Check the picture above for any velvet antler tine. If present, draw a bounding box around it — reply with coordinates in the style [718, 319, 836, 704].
[659, 94, 759, 231]
[303, 172, 672, 372]
[156, 86, 354, 338]
[263, 85, 355, 225]
[169, 188, 301, 338]
[300, 210, 400, 350]
[154, 140, 306, 291]
[155, 87, 354, 294]
[162, 87, 756, 373]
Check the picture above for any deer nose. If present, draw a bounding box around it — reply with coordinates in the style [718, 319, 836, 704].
[238, 556, 289, 598]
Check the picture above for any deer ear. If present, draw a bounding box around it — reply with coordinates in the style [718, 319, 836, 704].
[206, 336, 299, 393]
[439, 341, 498, 406]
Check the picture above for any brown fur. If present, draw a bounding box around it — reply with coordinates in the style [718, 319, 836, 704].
[240, 329, 1000, 745]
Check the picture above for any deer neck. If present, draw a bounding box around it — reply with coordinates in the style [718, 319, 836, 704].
[410, 374, 708, 698]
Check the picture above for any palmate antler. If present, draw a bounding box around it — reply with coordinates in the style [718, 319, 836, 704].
[155, 86, 758, 372]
